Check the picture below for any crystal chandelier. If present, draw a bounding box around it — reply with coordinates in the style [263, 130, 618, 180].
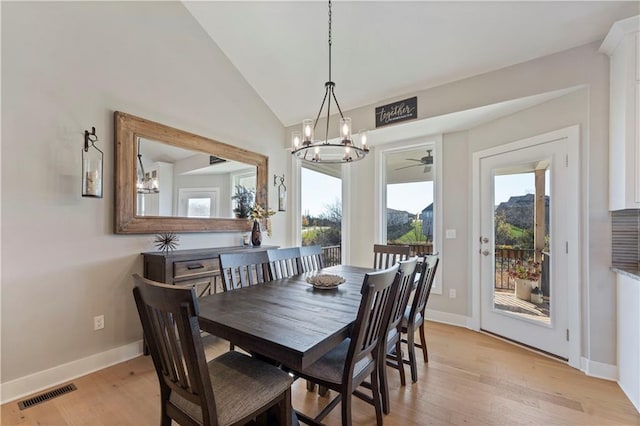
[291, 0, 369, 164]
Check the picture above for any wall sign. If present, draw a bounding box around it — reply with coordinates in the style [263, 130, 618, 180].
[375, 96, 417, 128]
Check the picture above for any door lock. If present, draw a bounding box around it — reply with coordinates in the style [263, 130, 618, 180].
[479, 236, 489, 244]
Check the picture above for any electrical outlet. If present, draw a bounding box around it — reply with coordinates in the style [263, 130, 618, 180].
[449, 289, 456, 299]
[94, 315, 104, 331]
[445, 229, 457, 239]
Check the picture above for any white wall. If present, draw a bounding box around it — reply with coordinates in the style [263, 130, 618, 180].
[1, 1, 288, 392]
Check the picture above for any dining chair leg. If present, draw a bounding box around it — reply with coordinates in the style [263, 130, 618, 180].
[279, 388, 293, 426]
[406, 328, 418, 383]
[306, 380, 316, 392]
[370, 369, 383, 426]
[395, 340, 406, 386]
[418, 323, 429, 363]
[379, 349, 390, 415]
[160, 386, 171, 426]
[341, 393, 353, 426]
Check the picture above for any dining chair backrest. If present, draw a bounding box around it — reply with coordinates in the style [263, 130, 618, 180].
[388, 257, 418, 334]
[344, 264, 400, 383]
[410, 253, 440, 321]
[132, 274, 218, 425]
[299, 245, 324, 272]
[219, 251, 271, 291]
[373, 244, 411, 269]
[267, 247, 302, 279]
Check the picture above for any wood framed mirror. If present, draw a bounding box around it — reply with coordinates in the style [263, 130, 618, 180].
[115, 111, 268, 234]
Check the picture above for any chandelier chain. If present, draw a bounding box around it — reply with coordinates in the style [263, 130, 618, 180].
[328, 0, 332, 83]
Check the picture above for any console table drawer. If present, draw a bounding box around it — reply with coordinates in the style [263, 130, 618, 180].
[174, 258, 219, 279]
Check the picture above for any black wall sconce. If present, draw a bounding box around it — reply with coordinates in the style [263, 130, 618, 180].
[274, 174, 286, 211]
[82, 127, 103, 198]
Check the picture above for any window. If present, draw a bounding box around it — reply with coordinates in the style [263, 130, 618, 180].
[383, 146, 435, 255]
[301, 164, 342, 266]
[177, 187, 220, 218]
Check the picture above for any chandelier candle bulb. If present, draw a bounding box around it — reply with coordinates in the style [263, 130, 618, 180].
[303, 119, 313, 143]
[344, 146, 351, 162]
[359, 130, 368, 149]
[340, 117, 352, 142]
[292, 131, 301, 148]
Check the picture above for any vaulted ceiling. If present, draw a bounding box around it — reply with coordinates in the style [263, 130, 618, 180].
[184, 1, 639, 127]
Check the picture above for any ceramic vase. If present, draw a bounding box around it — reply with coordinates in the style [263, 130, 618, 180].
[251, 220, 262, 247]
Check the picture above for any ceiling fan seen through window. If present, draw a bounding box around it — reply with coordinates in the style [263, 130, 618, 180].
[395, 149, 433, 173]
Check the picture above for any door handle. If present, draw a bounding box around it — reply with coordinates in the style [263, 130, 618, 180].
[481, 250, 491, 256]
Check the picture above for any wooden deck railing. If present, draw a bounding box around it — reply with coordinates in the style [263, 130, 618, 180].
[406, 243, 434, 256]
[322, 244, 545, 294]
[321, 243, 433, 268]
[321, 245, 342, 267]
[494, 247, 535, 290]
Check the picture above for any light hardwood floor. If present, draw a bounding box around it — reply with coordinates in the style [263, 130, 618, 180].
[2, 322, 639, 425]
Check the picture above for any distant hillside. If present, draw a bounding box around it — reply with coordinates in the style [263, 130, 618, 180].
[495, 194, 549, 230]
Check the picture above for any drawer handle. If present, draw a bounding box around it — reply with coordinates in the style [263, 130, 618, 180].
[187, 264, 204, 270]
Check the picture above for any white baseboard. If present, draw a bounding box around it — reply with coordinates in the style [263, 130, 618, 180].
[425, 309, 472, 329]
[0, 340, 144, 405]
[580, 356, 618, 381]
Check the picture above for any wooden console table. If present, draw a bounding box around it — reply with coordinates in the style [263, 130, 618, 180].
[141, 245, 278, 296]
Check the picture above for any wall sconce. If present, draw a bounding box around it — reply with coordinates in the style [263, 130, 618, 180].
[82, 127, 103, 198]
[274, 174, 286, 212]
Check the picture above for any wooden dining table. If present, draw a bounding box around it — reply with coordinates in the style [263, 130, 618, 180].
[197, 264, 372, 370]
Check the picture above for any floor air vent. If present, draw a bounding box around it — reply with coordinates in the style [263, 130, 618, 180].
[18, 383, 77, 410]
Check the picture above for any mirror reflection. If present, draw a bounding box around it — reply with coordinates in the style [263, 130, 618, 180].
[114, 111, 268, 234]
[135, 137, 257, 219]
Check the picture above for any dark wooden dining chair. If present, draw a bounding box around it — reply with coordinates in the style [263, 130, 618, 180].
[289, 264, 401, 426]
[297, 244, 328, 394]
[398, 253, 439, 383]
[219, 251, 271, 292]
[379, 257, 418, 414]
[299, 245, 324, 272]
[267, 247, 302, 279]
[132, 274, 293, 426]
[373, 244, 411, 269]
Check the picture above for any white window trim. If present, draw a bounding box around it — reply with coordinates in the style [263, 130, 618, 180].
[177, 187, 220, 218]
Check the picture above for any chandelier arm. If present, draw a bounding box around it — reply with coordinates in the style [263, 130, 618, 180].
[313, 85, 330, 132]
[330, 88, 346, 120]
[137, 154, 146, 178]
[325, 86, 332, 143]
[136, 139, 147, 178]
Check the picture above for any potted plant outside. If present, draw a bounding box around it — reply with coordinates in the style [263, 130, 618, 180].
[508, 258, 542, 301]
